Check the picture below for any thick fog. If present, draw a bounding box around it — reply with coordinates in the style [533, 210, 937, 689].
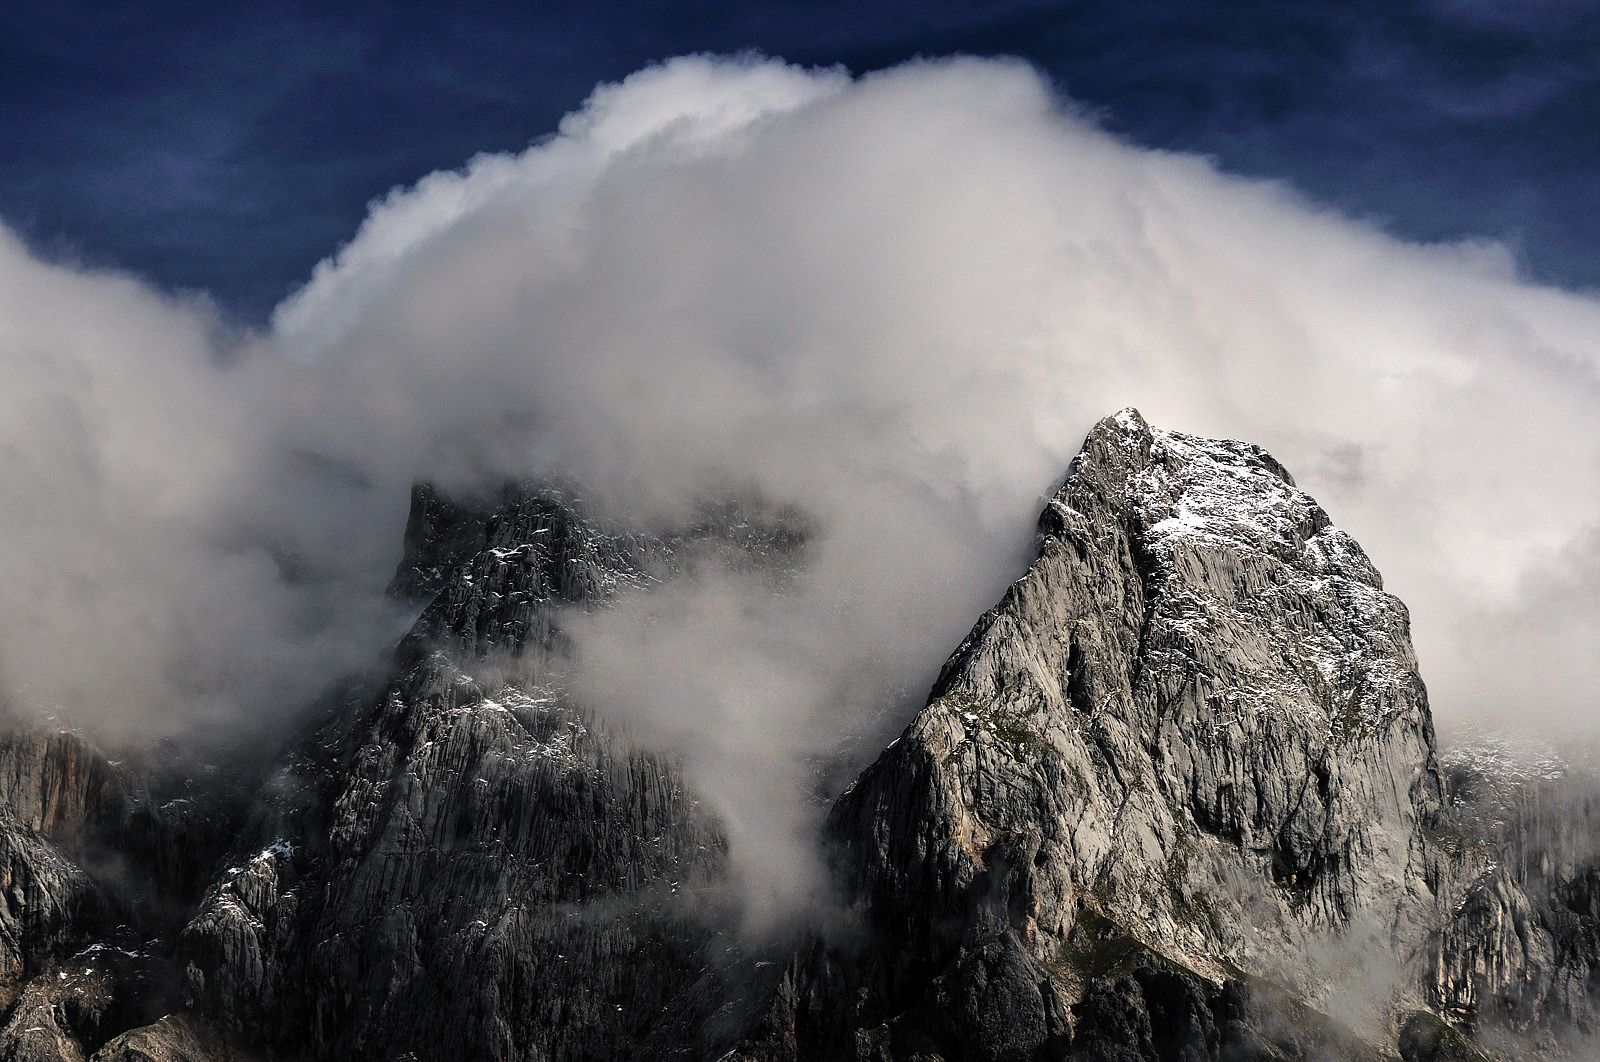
[5, 54, 1600, 904]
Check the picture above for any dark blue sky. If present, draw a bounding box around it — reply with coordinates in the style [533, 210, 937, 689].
[5, 0, 1599, 322]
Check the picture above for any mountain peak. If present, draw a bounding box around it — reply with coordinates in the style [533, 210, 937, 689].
[816, 410, 1441, 1056]
[0, 413, 1592, 1061]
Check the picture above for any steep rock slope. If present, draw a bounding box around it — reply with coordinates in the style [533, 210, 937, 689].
[1423, 738, 1600, 1053]
[172, 485, 795, 1061]
[740, 409, 1448, 1060]
[0, 723, 252, 1061]
[0, 727, 119, 1003]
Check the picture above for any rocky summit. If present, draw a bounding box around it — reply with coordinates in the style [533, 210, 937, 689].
[0, 411, 1592, 1061]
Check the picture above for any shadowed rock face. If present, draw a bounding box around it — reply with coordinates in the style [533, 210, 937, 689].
[1420, 738, 1600, 1050]
[0, 728, 117, 1003]
[2, 412, 1598, 1060]
[178, 666, 727, 1061]
[170, 483, 815, 1060]
[175, 484, 742, 1062]
[391, 482, 662, 661]
[0, 724, 254, 1059]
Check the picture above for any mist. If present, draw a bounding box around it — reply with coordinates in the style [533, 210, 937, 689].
[5, 53, 1600, 904]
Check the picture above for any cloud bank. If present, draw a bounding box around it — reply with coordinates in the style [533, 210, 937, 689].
[5, 53, 1600, 902]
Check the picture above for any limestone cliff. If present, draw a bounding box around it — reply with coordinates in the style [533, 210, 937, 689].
[1, 412, 1595, 1061]
[725, 409, 1454, 1061]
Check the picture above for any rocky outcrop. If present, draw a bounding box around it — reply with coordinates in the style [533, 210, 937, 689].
[90, 1014, 249, 1062]
[177, 664, 728, 1060]
[0, 714, 255, 1055]
[0, 726, 120, 1007]
[391, 482, 660, 660]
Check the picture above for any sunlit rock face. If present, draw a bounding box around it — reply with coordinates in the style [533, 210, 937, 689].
[834, 407, 1441, 957]
[734, 410, 1453, 1061]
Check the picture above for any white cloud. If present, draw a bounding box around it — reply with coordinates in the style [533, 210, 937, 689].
[4, 53, 1600, 899]
[0, 228, 395, 739]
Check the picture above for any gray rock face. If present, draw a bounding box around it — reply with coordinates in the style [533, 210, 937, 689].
[392, 482, 660, 659]
[1422, 738, 1600, 1049]
[0, 726, 122, 1007]
[179, 667, 726, 1060]
[0, 720, 252, 1059]
[174, 483, 777, 1061]
[854, 413, 1434, 957]
[733, 409, 1449, 1060]
[6, 411, 1598, 1061]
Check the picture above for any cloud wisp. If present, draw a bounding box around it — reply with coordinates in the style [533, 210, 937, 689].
[4, 53, 1600, 910]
